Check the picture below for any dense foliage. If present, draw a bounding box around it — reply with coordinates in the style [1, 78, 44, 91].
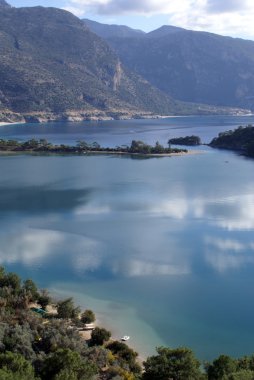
[168, 135, 202, 146]
[2, 266, 254, 380]
[209, 125, 254, 157]
[0, 267, 141, 380]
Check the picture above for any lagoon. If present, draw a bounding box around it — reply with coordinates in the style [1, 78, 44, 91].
[1, 115, 254, 360]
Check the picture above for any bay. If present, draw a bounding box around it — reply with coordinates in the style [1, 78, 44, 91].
[0, 115, 254, 360]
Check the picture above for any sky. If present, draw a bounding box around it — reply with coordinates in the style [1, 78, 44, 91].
[8, 0, 254, 40]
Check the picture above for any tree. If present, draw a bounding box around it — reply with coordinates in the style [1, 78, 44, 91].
[3, 324, 35, 361]
[76, 140, 89, 150]
[57, 298, 80, 319]
[0, 351, 36, 379]
[223, 370, 254, 380]
[81, 310, 95, 324]
[0, 272, 21, 293]
[107, 341, 141, 375]
[207, 355, 237, 380]
[38, 290, 51, 310]
[36, 320, 85, 354]
[23, 279, 39, 302]
[129, 140, 151, 154]
[40, 348, 97, 380]
[143, 346, 202, 380]
[90, 327, 111, 346]
[153, 141, 164, 153]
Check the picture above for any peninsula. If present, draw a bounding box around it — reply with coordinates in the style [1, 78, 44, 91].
[0, 138, 187, 156]
[209, 125, 254, 157]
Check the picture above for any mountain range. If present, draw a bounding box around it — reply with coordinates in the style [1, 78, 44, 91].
[0, 1, 251, 123]
[0, 3, 218, 123]
[84, 19, 254, 112]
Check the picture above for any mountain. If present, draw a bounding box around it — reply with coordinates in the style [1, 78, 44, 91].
[146, 25, 185, 38]
[83, 18, 145, 39]
[0, 6, 193, 123]
[84, 20, 254, 111]
[0, 0, 11, 8]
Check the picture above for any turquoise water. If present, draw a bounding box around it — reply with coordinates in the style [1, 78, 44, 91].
[1, 116, 254, 360]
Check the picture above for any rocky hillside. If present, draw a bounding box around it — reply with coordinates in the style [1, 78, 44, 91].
[84, 20, 254, 111]
[0, 0, 10, 8]
[0, 5, 194, 122]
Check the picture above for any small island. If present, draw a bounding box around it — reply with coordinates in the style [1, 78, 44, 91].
[209, 125, 254, 157]
[0, 138, 188, 156]
[168, 135, 201, 146]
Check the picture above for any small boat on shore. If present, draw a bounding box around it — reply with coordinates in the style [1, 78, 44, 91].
[121, 335, 130, 341]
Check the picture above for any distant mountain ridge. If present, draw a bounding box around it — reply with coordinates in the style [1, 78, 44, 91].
[0, 5, 199, 122]
[83, 18, 145, 38]
[84, 19, 254, 111]
[0, 6, 250, 123]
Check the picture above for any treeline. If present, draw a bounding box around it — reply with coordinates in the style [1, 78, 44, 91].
[0, 138, 187, 155]
[1, 267, 254, 379]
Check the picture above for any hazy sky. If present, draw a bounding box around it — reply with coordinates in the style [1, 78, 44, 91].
[8, 0, 254, 39]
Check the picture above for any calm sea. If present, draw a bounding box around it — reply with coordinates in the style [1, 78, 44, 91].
[1, 115, 254, 360]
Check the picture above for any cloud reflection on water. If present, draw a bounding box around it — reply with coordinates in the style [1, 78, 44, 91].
[205, 236, 254, 272]
[1, 183, 254, 277]
[0, 227, 102, 272]
[0, 228, 62, 266]
[111, 258, 190, 277]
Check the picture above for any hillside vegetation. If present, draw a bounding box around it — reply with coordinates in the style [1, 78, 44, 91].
[2, 267, 254, 379]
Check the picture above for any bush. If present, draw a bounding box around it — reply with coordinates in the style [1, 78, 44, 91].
[81, 310, 95, 324]
[90, 327, 111, 346]
[57, 298, 80, 319]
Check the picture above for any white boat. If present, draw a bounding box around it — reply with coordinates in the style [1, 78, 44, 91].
[121, 335, 130, 341]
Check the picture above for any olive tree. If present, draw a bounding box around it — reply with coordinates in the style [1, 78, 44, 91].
[143, 346, 202, 380]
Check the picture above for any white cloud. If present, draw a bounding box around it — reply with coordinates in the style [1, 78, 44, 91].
[63, 0, 254, 39]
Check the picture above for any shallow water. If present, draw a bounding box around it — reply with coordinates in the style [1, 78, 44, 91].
[1, 116, 254, 360]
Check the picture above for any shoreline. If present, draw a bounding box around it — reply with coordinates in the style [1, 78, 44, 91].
[0, 112, 253, 127]
[49, 286, 161, 361]
[0, 149, 204, 158]
[0, 138, 194, 158]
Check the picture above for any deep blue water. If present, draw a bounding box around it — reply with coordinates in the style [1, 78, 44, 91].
[1, 115, 254, 360]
